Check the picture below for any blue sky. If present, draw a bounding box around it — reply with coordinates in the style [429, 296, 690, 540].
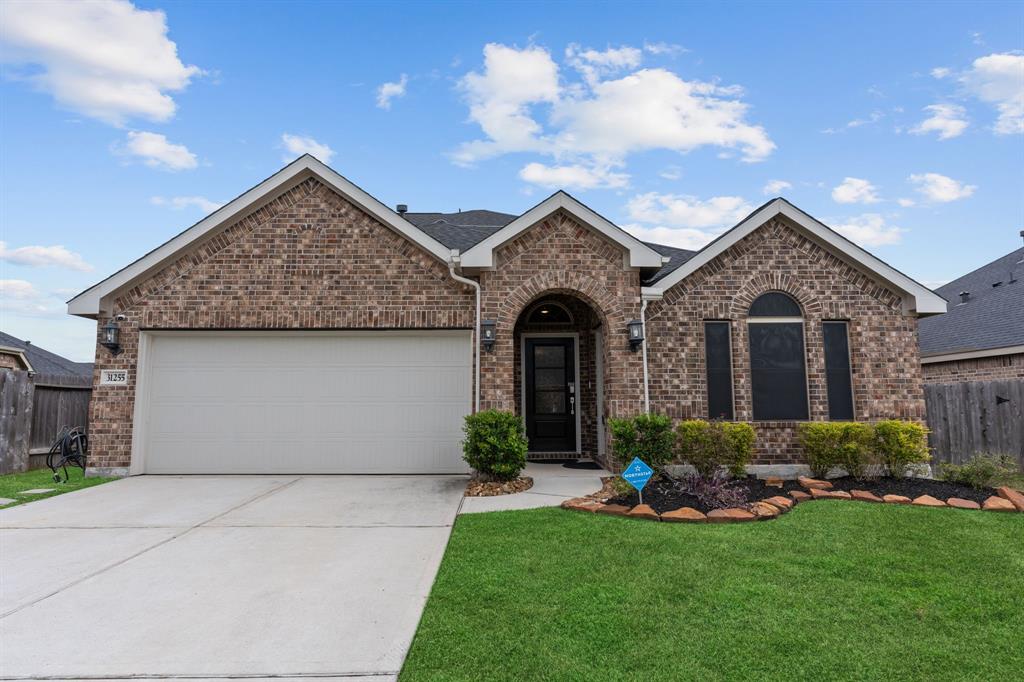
[1, 0, 1022, 361]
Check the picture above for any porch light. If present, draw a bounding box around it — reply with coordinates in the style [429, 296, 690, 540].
[481, 319, 496, 351]
[627, 319, 644, 351]
[101, 318, 123, 356]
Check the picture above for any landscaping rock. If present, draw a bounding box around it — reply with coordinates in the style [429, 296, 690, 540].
[982, 496, 1016, 512]
[995, 486, 1024, 512]
[661, 507, 707, 523]
[764, 476, 784, 488]
[750, 502, 780, 518]
[595, 503, 632, 516]
[763, 495, 793, 511]
[851, 490, 884, 503]
[883, 494, 912, 505]
[789, 490, 811, 503]
[810, 488, 852, 500]
[561, 498, 602, 513]
[706, 508, 756, 523]
[798, 476, 833, 490]
[912, 495, 946, 508]
[466, 476, 533, 497]
[627, 504, 660, 520]
[946, 497, 981, 510]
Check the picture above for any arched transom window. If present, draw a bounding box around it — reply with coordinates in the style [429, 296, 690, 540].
[747, 292, 808, 420]
[526, 300, 574, 325]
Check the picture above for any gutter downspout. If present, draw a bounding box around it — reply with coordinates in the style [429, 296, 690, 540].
[448, 256, 481, 413]
[641, 298, 650, 414]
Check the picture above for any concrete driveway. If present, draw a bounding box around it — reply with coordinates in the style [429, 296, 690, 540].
[0, 474, 466, 680]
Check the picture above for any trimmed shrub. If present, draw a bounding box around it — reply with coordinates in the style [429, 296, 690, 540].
[941, 453, 1019, 489]
[676, 419, 755, 479]
[461, 410, 528, 481]
[872, 420, 931, 478]
[608, 413, 675, 469]
[797, 422, 874, 479]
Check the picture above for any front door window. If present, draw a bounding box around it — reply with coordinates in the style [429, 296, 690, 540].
[524, 337, 576, 452]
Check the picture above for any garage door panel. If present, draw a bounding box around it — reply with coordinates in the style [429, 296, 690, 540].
[141, 332, 471, 474]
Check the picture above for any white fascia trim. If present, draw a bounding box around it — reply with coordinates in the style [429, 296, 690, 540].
[460, 191, 664, 269]
[921, 344, 1024, 364]
[645, 199, 948, 316]
[67, 155, 451, 318]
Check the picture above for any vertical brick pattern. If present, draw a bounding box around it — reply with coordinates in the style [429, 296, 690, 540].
[88, 179, 475, 469]
[922, 353, 1024, 383]
[646, 217, 926, 464]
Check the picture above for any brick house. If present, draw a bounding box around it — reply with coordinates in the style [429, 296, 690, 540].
[919, 239, 1024, 383]
[68, 156, 945, 476]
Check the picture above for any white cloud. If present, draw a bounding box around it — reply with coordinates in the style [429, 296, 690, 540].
[909, 172, 976, 202]
[281, 133, 335, 163]
[831, 177, 881, 204]
[762, 179, 792, 195]
[518, 162, 628, 190]
[452, 43, 774, 169]
[643, 42, 688, 57]
[931, 67, 952, 79]
[0, 242, 93, 272]
[0, 0, 200, 126]
[822, 110, 884, 134]
[830, 214, 905, 247]
[897, 197, 916, 208]
[960, 52, 1024, 134]
[621, 224, 718, 250]
[659, 166, 682, 181]
[376, 74, 408, 110]
[150, 195, 221, 213]
[118, 131, 197, 170]
[626, 192, 752, 229]
[910, 103, 969, 140]
[0, 279, 63, 316]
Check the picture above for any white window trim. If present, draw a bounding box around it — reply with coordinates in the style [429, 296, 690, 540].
[519, 332, 583, 455]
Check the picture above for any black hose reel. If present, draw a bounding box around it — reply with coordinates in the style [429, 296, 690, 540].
[47, 426, 88, 483]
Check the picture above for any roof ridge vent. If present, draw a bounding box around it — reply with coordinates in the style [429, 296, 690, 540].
[958, 290, 970, 304]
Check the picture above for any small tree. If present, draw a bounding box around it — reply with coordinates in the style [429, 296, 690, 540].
[461, 410, 528, 481]
[873, 420, 931, 478]
[608, 413, 675, 470]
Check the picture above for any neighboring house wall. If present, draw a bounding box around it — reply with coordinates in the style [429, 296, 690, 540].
[0, 352, 23, 370]
[645, 217, 925, 464]
[922, 353, 1024, 383]
[88, 178, 475, 471]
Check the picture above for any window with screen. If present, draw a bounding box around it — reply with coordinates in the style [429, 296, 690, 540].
[823, 321, 854, 419]
[704, 321, 734, 420]
[747, 292, 808, 420]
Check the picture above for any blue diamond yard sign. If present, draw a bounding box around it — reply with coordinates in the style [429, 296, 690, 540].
[622, 457, 654, 492]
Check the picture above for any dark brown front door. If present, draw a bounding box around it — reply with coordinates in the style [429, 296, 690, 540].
[524, 337, 576, 452]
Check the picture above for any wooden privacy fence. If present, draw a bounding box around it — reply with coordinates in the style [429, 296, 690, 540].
[0, 369, 92, 474]
[924, 378, 1024, 470]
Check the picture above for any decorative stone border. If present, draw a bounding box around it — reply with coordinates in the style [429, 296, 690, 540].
[560, 477, 1024, 524]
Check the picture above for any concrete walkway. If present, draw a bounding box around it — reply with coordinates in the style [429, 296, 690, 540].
[0, 474, 466, 681]
[459, 461, 609, 514]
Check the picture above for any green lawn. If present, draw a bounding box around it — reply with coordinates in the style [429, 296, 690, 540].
[0, 467, 115, 507]
[401, 503, 1023, 682]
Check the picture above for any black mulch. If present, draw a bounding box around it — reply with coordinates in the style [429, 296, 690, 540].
[607, 474, 996, 514]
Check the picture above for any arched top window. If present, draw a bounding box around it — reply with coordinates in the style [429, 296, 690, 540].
[526, 300, 573, 325]
[749, 291, 802, 318]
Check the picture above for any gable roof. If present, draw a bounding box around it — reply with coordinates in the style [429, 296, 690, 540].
[405, 210, 516, 252]
[0, 331, 93, 378]
[641, 198, 947, 316]
[458, 191, 666, 269]
[919, 245, 1024, 357]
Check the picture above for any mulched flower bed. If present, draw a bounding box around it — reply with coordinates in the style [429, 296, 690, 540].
[465, 476, 533, 497]
[607, 473, 997, 514]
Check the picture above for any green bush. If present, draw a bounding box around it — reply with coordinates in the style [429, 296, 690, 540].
[461, 410, 528, 480]
[608, 413, 675, 469]
[676, 420, 755, 478]
[940, 453, 1019, 489]
[797, 422, 874, 479]
[873, 420, 931, 478]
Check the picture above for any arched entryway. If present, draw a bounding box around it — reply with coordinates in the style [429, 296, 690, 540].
[513, 293, 607, 460]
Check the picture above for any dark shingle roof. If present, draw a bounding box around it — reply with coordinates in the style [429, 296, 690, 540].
[642, 242, 698, 285]
[0, 331, 93, 378]
[919, 246, 1024, 356]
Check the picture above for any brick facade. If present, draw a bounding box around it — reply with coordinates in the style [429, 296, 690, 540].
[645, 217, 925, 465]
[0, 352, 26, 370]
[86, 182, 928, 473]
[922, 352, 1024, 383]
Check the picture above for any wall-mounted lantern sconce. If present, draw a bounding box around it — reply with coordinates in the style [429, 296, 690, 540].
[481, 319, 496, 352]
[100, 317, 123, 356]
[627, 319, 644, 351]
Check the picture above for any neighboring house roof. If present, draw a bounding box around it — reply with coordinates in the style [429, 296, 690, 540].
[0, 331, 93, 378]
[66, 156, 945, 318]
[919, 245, 1024, 358]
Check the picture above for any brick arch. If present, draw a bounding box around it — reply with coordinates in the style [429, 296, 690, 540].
[729, 273, 823, 319]
[498, 270, 624, 330]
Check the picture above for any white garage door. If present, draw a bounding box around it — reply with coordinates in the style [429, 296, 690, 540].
[136, 331, 472, 474]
